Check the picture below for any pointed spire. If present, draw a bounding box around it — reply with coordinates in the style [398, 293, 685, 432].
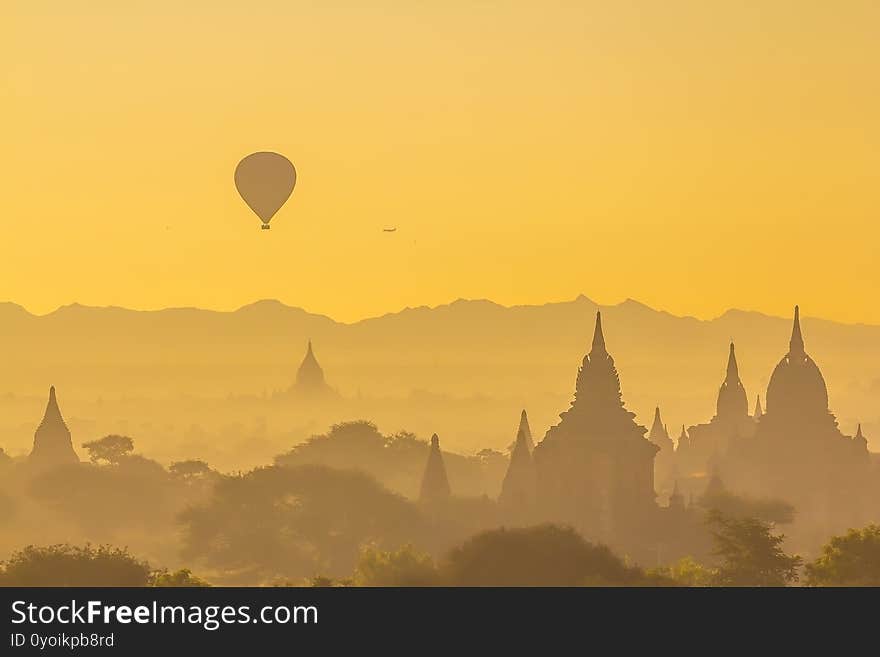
[677, 425, 688, 451]
[717, 341, 748, 419]
[30, 385, 78, 468]
[419, 433, 451, 503]
[853, 423, 868, 456]
[39, 385, 66, 430]
[517, 409, 534, 453]
[295, 339, 328, 392]
[726, 342, 739, 381]
[648, 406, 670, 443]
[754, 394, 763, 418]
[500, 422, 536, 510]
[590, 311, 606, 355]
[789, 305, 804, 354]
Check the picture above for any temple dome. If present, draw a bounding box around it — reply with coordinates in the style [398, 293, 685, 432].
[765, 306, 829, 417]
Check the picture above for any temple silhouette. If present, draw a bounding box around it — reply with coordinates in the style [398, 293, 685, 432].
[530, 312, 658, 545]
[678, 342, 757, 479]
[460, 305, 878, 557]
[290, 340, 335, 398]
[722, 306, 872, 530]
[28, 386, 79, 470]
[499, 411, 536, 516]
[419, 433, 451, 504]
[17, 303, 878, 566]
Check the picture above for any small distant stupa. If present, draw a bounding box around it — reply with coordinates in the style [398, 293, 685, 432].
[419, 434, 451, 503]
[499, 419, 536, 512]
[667, 480, 685, 512]
[292, 340, 334, 397]
[29, 386, 79, 469]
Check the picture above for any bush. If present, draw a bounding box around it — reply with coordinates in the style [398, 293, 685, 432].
[441, 524, 654, 586]
[649, 556, 716, 587]
[353, 544, 438, 586]
[150, 568, 211, 587]
[805, 524, 880, 586]
[0, 544, 151, 586]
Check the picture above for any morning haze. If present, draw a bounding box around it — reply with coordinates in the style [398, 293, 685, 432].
[2, 2, 879, 589]
[0, 296, 877, 468]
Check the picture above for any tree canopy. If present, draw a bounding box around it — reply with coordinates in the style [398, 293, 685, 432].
[805, 524, 880, 586]
[81, 434, 135, 465]
[442, 524, 659, 586]
[0, 544, 150, 586]
[180, 464, 424, 584]
[707, 510, 802, 586]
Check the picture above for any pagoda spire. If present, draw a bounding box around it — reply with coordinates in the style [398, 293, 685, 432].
[648, 406, 671, 444]
[590, 311, 606, 355]
[29, 385, 79, 469]
[419, 434, 451, 503]
[676, 425, 688, 451]
[789, 305, 805, 354]
[499, 422, 536, 510]
[517, 409, 534, 453]
[294, 338, 330, 394]
[725, 342, 739, 382]
[854, 423, 868, 451]
[41, 385, 65, 429]
[754, 394, 763, 418]
[716, 341, 748, 420]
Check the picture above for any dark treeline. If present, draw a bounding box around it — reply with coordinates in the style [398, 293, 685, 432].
[2, 424, 880, 586]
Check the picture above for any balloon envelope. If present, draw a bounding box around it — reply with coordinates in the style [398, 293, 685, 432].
[234, 152, 296, 227]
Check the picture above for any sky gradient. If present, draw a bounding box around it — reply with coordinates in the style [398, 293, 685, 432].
[3, 1, 878, 323]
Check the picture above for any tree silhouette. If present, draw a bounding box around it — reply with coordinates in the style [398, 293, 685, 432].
[805, 524, 880, 586]
[442, 524, 656, 586]
[169, 459, 213, 480]
[0, 544, 150, 586]
[81, 435, 134, 465]
[707, 510, 801, 586]
[353, 544, 438, 586]
[150, 568, 211, 587]
[180, 465, 423, 583]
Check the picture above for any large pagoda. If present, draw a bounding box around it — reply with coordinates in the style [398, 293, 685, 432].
[533, 312, 658, 544]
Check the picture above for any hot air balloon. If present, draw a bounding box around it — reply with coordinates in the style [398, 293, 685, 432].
[234, 152, 296, 230]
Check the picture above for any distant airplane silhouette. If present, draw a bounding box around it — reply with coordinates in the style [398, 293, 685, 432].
[383, 227, 397, 233]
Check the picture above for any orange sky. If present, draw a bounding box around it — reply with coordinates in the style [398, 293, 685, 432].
[2, 1, 878, 323]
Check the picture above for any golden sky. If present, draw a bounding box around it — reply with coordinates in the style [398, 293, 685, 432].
[2, 1, 878, 323]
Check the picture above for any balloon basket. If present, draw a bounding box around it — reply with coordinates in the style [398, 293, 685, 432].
[261, 224, 271, 230]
